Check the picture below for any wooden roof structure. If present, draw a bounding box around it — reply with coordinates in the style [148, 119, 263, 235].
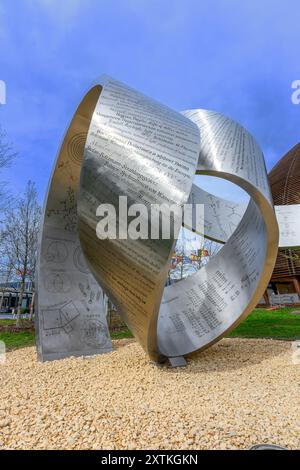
[269, 143, 300, 280]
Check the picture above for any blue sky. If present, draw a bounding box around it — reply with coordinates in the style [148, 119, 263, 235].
[0, 0, 299, 203]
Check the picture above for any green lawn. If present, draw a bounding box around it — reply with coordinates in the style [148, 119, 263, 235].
[227, 307, 300, 340]
[0, 318, 35, 351]
[0, 307, 299, 352]
[110, 307, 300, 341]
[110, 329, 134, 339]
[0, 318, 30, 326]
[0, 330, 35, 350]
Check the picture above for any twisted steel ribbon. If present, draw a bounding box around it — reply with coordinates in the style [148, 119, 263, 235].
[36, 77, 279, 364]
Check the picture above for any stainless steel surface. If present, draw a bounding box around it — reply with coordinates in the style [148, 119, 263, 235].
[186, 182, 247, 243]
[37, 79, 279, 363]
[168, 356, 187, 367]
[157, 109, 278, 357]
[187, 182, 300, 248]
[78, 77, 200, 362]
[36, 85, 112, 361]
[181, 109, 300, 249]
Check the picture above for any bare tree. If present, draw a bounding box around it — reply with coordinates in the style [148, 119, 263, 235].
[0, 125, 17, 214]
[0, 242, 16, 312]
[2, 181, 41, 326]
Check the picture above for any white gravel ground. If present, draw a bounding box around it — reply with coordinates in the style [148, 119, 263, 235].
[0, 338, 299, 450]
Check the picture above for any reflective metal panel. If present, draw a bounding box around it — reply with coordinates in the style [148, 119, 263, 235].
[157, 109, 278, 357]
[183, 110, 300, 249]
[186, 182, 246, 243]
[274, 204, 300, 248]
[78, 77, 200, 361]
[187, 181, 300, 248]
[36, 86, 112, 361]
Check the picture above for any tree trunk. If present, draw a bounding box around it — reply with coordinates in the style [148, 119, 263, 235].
[16, 278, 25, 328]
[0, 290, 5, 311]
[29, 291, 35, 321]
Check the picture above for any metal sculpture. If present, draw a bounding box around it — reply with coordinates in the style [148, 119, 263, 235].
[36, 77, 279, 365]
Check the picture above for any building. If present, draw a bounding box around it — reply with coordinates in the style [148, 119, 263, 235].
[0, 281, 34, 312]
[268, 142, 300, 300]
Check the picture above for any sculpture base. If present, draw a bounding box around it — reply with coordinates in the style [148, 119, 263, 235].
[168, 356, 187, 368]
[37, 345, 113, 362]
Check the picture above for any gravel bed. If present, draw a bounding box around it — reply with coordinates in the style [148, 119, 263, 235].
[0, 338, 299, 449]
